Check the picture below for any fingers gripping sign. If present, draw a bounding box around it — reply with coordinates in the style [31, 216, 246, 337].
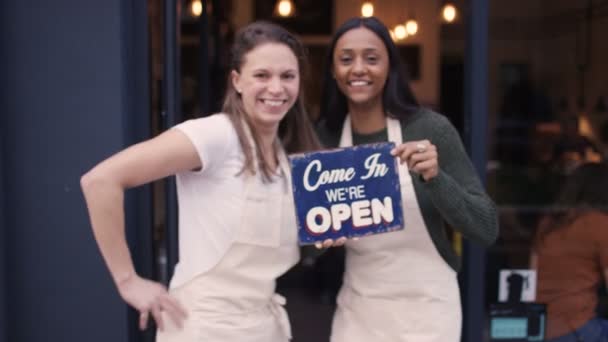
[290, 143, 404, 247]
[314, 236, 350, 249]
[390, 140, 439, 182]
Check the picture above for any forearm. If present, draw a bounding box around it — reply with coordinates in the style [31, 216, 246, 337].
[424, 170, 499, 246]
[81, 174, 136, 288]
[419, 116, 498, 246]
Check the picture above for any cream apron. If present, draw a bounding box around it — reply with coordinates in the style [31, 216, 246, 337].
[157, 148, 298, 342]
[330, 116, 462, 342]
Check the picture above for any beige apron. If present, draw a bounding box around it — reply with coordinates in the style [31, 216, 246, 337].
[330, 116, 462, 342]
[157, 147, 298, 342]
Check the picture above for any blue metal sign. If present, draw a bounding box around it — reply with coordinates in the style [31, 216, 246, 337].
[289, 142, 404, 245]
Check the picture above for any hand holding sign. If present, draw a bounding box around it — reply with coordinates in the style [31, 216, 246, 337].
[290, 142, 404, 245]
[314, 236, 348, 249]
[391, 140, 438, 181]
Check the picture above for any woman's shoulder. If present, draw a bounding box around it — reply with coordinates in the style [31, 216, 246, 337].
[567, 211, 608, 244]
[404, 107, 451, 127]
[173, 113, 240, 151]
[400, 108, 457, 139]
[177, 113, 235, 134]
[580, 210, 608, 225]
[555, 211, 608, 238]
[183, 112, 232, 127]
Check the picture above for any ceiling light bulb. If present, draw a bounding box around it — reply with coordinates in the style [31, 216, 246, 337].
[442, 4, 457, 23]
[394, 24, 407, 40]
[389, 29, 396, 41]
[277, 0, 294, 17]
[191, 0, 202, 17]
[405, 19, 418, 35]
[361, 2, 374, 17]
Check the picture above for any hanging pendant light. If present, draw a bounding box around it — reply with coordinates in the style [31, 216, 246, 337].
[403, 0, 418, 36]
[405, 19, 418, 35]
[361, 2, 374, 17]
[274, 0, 296, 18]
[393, 24, 408, 40]
[389, 29, 397, 41]
[441, 3, 458, 23]
[191, 0, 202, 17]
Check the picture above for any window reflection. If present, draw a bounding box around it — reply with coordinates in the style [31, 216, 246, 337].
[485, 0, 608, 340]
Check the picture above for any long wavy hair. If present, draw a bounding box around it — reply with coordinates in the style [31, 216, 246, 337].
[535, 163, 608, 247]
[318, 17, 420, 133]
[222, 21, 319, 181]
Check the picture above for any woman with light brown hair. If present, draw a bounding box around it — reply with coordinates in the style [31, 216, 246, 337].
[81, 21, 318, 341]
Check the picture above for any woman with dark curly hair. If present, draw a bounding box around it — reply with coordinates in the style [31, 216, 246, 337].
[316, 16, 498, 341]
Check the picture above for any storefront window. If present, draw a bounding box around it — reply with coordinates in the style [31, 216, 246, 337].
[484, 1, 608, 340]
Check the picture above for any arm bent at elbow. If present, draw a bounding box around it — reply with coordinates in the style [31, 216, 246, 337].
[81, 129, 198, 329]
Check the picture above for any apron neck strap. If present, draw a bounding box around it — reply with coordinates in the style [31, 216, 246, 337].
[338, 114, 407, 183]
[339, 114, 403, 147]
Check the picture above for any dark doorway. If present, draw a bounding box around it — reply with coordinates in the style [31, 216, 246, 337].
[440, 56, 465, 136]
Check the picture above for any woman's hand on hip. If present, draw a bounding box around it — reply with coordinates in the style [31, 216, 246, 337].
[117, 274, 188, 331]
[391, 140, 439, 181]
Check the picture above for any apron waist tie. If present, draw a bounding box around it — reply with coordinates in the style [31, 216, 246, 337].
[268, 293, 292, 340]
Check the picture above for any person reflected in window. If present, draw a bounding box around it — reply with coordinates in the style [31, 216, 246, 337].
[314, 16, 499, 342]
[81, 21, 319, 341]
[531, 163, 608, 341]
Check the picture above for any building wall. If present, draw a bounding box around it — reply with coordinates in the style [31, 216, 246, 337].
[0, 0, 8, 332]
[0, 1, 151, 341]
[0, 77, 6, 342]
